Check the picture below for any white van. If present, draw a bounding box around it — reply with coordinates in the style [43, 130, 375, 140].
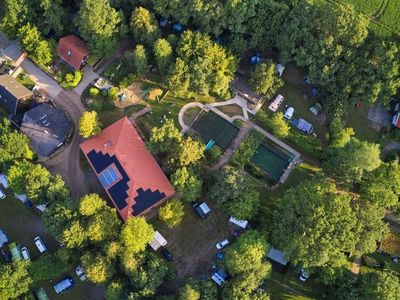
[0, 188, 5, 199]
[53, 277, 74, 294]
[34, 236, 47, 253]
[229, 216, 248, 229]
[268, 94, 284, 112]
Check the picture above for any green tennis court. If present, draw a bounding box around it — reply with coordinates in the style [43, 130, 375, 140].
[252, 140, 294, 182]
[192, 111, 239, 149]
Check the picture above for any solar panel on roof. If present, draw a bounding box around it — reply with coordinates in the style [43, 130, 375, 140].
[98, 165, 120, 188]
[133, 188, 166, 215]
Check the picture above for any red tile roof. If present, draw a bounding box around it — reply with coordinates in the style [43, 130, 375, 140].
[56, 35, 89, 70]
[80, 117, 175, 220]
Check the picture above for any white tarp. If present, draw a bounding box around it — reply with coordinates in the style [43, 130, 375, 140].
[148, 231, 167, 251]
[229, 216, 248, 229]
[0, 174, 9, 188]
[267, 247, 289, 266]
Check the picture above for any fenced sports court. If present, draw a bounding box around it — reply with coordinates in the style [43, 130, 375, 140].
[191, 111, 239, 149]
[252, 139, 295, 182]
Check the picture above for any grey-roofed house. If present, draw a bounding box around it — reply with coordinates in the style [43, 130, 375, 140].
[20, 104, 71, 157]
[0, 74, 33, 115]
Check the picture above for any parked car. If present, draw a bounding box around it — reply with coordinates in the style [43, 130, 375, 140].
[34, 236, 47, 253]
[299, 269, 310, 282]
[211, 269, 227, 286]
[231, 229, 243, 238]
[284, 107, 295, 120]
[310, 103, 323, 115]
[21, 246, 31, 261]
[53, 276, 74, 294]
[193, 202, 211, 219]
[0, 187, 5, 199]
[216, 239, 229, 250]
[75, 266, 87, 281]
[0, 228, 9, 247]
[1, 248, 12, 262]
[268, 94, 284, 112]
[161, 248, 174, 261]
[35, 287, 49, 300]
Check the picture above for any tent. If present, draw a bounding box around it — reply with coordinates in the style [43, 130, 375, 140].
[148, 231, 167, 251]
[173, 23, 183, 32]
[292, 118, 313, 134]
[159, 18, 168, 27]
[0, 174, 8, 188]
[249, 53, 261, 65]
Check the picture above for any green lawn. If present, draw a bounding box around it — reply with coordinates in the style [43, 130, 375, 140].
[276, 81, 329, 145]
[361, 251, 400, 275]
[267, 267, 326, 300]
[16, 72, 35, 90]
[149, 200, 231, 288]
[0, 190, 98, 299]
[342, 104, 381, 143]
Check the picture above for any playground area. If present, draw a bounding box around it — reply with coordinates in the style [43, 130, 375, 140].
[191, 110, 240, 149]
[252, 139, 295, 182]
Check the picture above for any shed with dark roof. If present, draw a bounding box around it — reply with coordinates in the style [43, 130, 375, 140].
[0, 74, 33, 115]
[80, 117, 175, 220]
[56, 35, 89, 70]
[20, 104, 71, 157]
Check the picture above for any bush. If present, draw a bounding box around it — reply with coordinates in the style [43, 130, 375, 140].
[108, 87, 119, 101]
[286, 130, 323, 159]
[205, 145, 222, 166]
[89, 87, 100, 98]
[61, 70, 82, 89]
[159, 199, 185, 228]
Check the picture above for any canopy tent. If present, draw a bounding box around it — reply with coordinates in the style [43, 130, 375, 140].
[148, 231, 167, 251]
[292, 118, 313, 134]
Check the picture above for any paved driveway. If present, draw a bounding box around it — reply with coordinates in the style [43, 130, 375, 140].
[74, 65, 99, 95]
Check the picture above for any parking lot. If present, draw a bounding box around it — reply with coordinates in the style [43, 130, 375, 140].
[0, 189, 103, 299]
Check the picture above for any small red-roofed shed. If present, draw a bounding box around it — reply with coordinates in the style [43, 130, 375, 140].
[56, 35, 89, 70]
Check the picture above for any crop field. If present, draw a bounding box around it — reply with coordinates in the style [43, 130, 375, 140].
[328, 0, 400, 36]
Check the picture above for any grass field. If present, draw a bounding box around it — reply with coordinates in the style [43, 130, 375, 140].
[327, 0, 400, 36]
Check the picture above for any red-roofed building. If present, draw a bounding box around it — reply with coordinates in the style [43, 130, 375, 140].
[56, 35, 89, 70]
[80, 117, 175, 220]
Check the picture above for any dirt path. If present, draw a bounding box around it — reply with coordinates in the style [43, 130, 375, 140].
[351, 256, 362, 275]
[43, 90, 88, 198]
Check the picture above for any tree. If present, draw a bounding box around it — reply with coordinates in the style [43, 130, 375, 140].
[324, 138, 381, 183]
[82, 252, 115, 284]
[159, 199, 185, 228]
[106, 280, 128, 300]
[167, 58, 190, 96]
[224, 230, 271, 299]
[352, 202, 388, 255]
[7, 160, 51, 202]
[178, 283, 200, 300]
[171, 167, 202, 202]
[130, 7, 160, 46]
[210, 166, 259, 219]
[148, 118, 182, 154]
[0, 261, 32, 299]
[42, 198, 76, 239]
[169, 137, 204, 169]
[268, 112, 290, 139]
[168, 31, 236, 98]
[154, 38, 173, 73]
[0, 119, 33, 168]
[61, 220, 87, 249]
[46, 174, 70, 203]
[360, 161, 400, 208]
[230, 131, 263, 169]
[75, 0, 122, 57]
[225, 188, 260, 220]
[359, 271, 400, 300]
[129, 252, 172, 297]
[79, 111, 101, 138]
[120, 217, 154, 253]
[132, 44, 149, 76]
[28, 251, 69, 283]
[271, 178, 358, 268]
[39, 0, 65, 35]
[250, 61, 283, 96]
[0, 0, 32, 38]
[17, 23, 54, 66]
